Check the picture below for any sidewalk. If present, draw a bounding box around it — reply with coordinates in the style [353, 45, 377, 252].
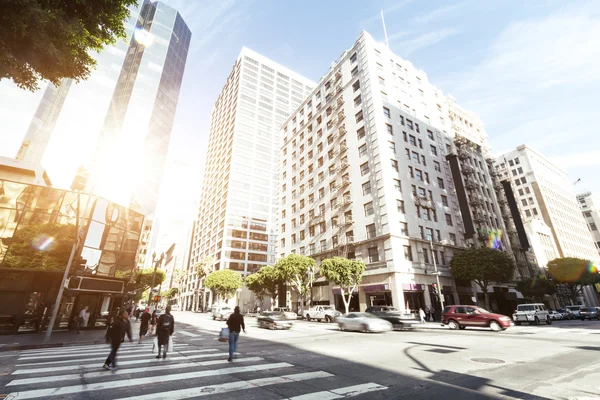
[0, 327, 113, 351]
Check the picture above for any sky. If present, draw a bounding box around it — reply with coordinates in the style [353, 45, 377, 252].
[1, 0, 599, 251]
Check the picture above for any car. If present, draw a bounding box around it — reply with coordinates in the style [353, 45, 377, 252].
[512, 303, 551, 325]
[556, 309, 573, 320]
[365, 306, 415, 329]
[336, 312, 393, 333]
[442, 305, 512, 332]
[257, 312, 294, 330]
[170, 304, 180, 311]
[565, 305, 583, 318]
[303, 305, 341, 322]
[548, 310, 563, 320]
[579, 307, 600, 321]
[272, 307, 298, 320]
[212, 306, 233, 321]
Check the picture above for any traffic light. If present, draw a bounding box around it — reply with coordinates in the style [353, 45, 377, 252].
[431, 283, 439, 296]
[71, 256, 88, 276]
[153, 295, 162, 303]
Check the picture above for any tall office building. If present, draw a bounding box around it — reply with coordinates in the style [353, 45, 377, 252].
[576, 192, 600, 256]
[188, 48, 314, 309]
[279, 31, 514, 315]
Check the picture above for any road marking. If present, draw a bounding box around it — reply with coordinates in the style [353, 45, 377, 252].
[13, 351, 228, 374]
[176, 331, 202, 337]
[19, 347, 158, 360]
[113, 371, 333, 400]
[5, 362, 293, 399]
[288, 383, 388, 399]
[18, 342, 160, 356]
[17, 348, 214, 366]
[7, 357, 264, 386]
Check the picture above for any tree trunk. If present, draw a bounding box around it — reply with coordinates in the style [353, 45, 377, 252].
[483, 290, 490, 310]
[341, 291, 350, 315]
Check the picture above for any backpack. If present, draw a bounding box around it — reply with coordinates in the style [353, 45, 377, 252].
[161, 315, 172, 331]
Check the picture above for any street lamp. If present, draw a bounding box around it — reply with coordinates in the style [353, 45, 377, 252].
[429, 239, 448, 314]
[147, 252, 164, 306]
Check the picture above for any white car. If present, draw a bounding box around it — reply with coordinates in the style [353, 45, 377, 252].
[303, 305, 341, 322]
[565, 305, 583, 318]
[170, 304, 180, 311]
[272, 307, 298, 320]
[212, 306, 233, 321]
[336, 312, 393, 333]
[512, 303, 551, 325]
[548, 310, 563, 320]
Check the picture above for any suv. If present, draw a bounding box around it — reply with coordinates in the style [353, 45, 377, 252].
[212, 306, 233, 321]
[579, 307, 600, 321]
[442, 305, 512, 331]
[303, 305, 341, 322]
[512, 303, 551, 325]
[566, 305, 583, 318]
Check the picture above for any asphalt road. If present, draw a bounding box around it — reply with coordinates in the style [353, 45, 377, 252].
[0, 312, 599, 399]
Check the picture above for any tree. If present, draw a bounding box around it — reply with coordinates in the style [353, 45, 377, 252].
[0, 0, 137, 91]
[515, 275, 557, 302]
[275, 254, 316, 313]
[204, 269, 242, 302]
[130, 268, 166, 302]
[320, 257, 365, 314]
[195, 256, 214, 281]
[450, 247, 516, 309]
[161, 287, 179, 305]
[547, 257, 599, 304]
[245, 265, 284, 310]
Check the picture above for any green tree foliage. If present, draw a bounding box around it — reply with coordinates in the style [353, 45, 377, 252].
[195, 256, 214, 280]
[245, 265, 284, 309]
[547, 257, 599, 304]
[161, 287, 179, 305]
[129, 268, 165, 303]
[450, 247, 516, 309]
[320, 257, 365, 314]
[0, 0, 137, 91]
[275, 254, 316, 313]
[204, 269, 242, 301]
[515, 275, 557, 302]
[3, 223, 76, 271]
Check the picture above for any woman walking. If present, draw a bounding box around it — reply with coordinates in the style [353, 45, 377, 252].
[149, 310, 157, 336]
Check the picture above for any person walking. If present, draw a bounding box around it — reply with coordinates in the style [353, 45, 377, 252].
[226, 306, 245, 362]
[429, 306, 436, 322]
[419, 308, 426, 324]
[149, 310, 157, 336]
[76, 306, 88, 334]
[156, 306, 175, 359]
[138, 308, 151, 344]
[103, 310, 132, 370]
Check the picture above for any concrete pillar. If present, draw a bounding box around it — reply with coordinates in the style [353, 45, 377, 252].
[389, 273, 407, 313]
[423, 285, 433, 308]
[358, 288, 367, 312]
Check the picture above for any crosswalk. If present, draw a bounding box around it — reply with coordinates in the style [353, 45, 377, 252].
[2, 340, 387, 399]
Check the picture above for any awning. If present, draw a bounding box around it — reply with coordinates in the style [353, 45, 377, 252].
[67, 276, 125, 294]
[402, 284, 424, 292]
[332, 283, 391, 295]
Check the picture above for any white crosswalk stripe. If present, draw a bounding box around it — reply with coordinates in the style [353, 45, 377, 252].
[2, 341, 388, 400]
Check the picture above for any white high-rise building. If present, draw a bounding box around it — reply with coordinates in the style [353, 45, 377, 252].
[279, 31, 511, 314]
[577, 192, 600, 256]
[188, 48, 315, 309]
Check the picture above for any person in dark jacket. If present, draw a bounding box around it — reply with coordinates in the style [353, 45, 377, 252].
[149, 310, 157, 335]
[226, 306, 245, 362]
[156, 306, 174, 359]
[138, 308, 151, 344]
[103, 310, 132, 370]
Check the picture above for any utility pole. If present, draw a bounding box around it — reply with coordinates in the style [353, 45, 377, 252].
[430, 240, 445, 314]
[147, 252, 164, 306]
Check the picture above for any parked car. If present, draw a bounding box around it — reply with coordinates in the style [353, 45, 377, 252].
[579, 307, 599, 321]
[257, 311, 294, 330]
[272, 307, 298, 320]
[512, 303, 551, 325]
[212, 306, 233, 321]
[566, 305, 583, 318]
[336, 312, 392, 333]
[170, 304, 180, 311]
[303, 305, 341, 322]
[365, 306, 415, 329]
[556, 309, 573, 320]
[548, 310, 563, 320]
[442, 305, 512, 332]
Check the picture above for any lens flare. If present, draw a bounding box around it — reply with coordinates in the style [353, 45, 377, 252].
[134, 28, 154, 47]
[31, 234, 56, 251]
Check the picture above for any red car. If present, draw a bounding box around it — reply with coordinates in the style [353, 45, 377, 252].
[442, 305, 512, 332]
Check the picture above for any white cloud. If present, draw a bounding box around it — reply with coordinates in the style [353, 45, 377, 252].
[414, 2, 468, 24]
[551, 151, 600, 169]
[392, 28, 459, 55]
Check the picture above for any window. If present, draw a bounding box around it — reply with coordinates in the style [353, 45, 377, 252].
[449, 233, 457, 245]
[418, 139, 423, 149]
[403, 131, 408, 142]
[521, 199, 527, 206]
[433, 161, 441, 172]
[508, 160, 514, 167]
[409, 135, 416, 146]
[406, 119, 414, 130]
[412, 151, 420, 163]
[355, 110, 364, 123]
[591, 223, 598, 231]
[368, 247, 379, 263]
[445, 214, 453, 226]
[518, 188, 524, 196]
[357, 126, 365, 140]
[360, 162, 370, 176]
[350, 52, 357, 63]
[517, 167, 523, 174]
[366, 224, 376, 239]
[352, 80, 360, 92]
[405, 148, 410, 160]
[520, 177, 527, 184]
[351, 66, 358, 77]
[318, 157, 323, 167]
[359, 144, 367, 157]
[525, 210, 531, 217]
[430, 145, 438, 155]
[441, 195, 448, 207]
[437, 177, 445, 189]
[415, 169, 423, 182]
[364, 201, 374, 216]
[397, 200, 405, 213]
[383, 107, 390, 118]
[399, 115, 405, 125]
[408, 166, 414, 178]
[391, 160, 399, 172]
[400, 222, 408, 235]
[319, 188, 324, 198]
[389, 141, 396, 153]
[394, 179, 402, 192]
[379, 76, 385, 85]
[425, 228, 434, 241]
[427, 130, 434, 140]
[386, 124, 393, 135]
[362, 181, 372, 195]
[354, 95, 362, 107]
[403, 246, 413, 261]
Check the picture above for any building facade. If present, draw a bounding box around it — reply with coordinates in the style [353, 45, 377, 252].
[279, 31, 515, 316]
[577, 192, 600, 256]
[187, 48, 314, 310]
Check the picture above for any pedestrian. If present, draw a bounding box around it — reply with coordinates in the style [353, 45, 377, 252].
[429, 307, 436, 322]
[103, 310, 132, 371]
[149, 309, 157, 336]
[156, 305, 175, 359]
[139, 307, 151, 344]
[419, 308, 426, 324]
[76, 306, 88, 334]
[226, 306, 246, 362]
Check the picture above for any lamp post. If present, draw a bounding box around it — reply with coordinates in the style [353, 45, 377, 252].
[147, 252, 164, 306]
[429, 239, 447, 315]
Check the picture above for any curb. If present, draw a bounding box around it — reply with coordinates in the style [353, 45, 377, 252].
[0, 339, 106, 352]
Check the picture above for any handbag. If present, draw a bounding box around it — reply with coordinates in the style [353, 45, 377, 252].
[168, 336, 174, 351]
[152, 336, 158, 353]
[219, 327, 230, 342]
